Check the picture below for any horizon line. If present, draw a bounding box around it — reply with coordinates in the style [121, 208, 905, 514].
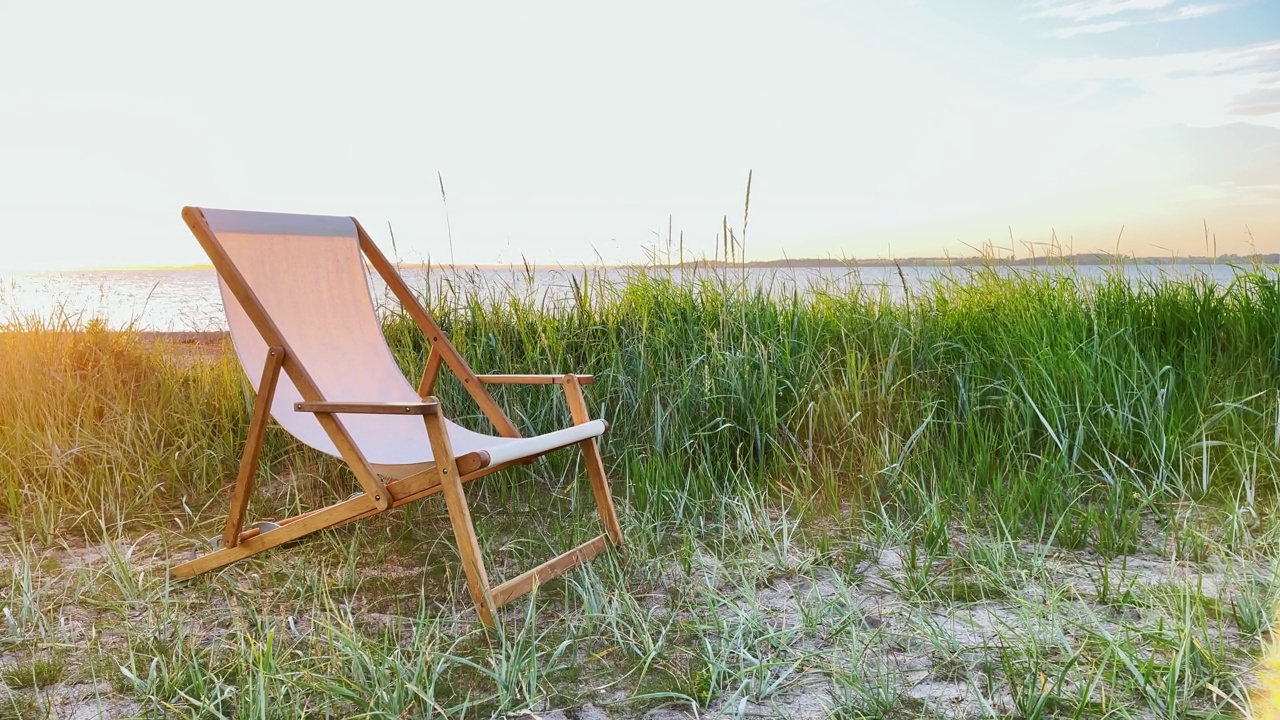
[13, 250, 1280, 273]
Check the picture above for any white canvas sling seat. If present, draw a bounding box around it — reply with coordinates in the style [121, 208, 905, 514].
[172, 206, 624, 628]
[203, 207, 606, 477]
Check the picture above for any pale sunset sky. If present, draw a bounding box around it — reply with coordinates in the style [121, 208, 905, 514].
[1, 1, 1278, 270]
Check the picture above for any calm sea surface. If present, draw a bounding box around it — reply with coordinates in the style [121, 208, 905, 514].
[0, 263, 1270, 331]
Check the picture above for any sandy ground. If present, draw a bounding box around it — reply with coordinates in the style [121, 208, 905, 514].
[0, 516, 1267, 719]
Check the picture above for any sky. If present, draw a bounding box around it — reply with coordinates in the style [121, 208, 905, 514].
[1, 0, 1278, 270]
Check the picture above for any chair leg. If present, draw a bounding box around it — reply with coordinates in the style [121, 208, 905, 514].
[423, 405, 497, 627]
[562, 376, 625, 548]
[579, 438, 624, 547]
[222, 347, 284, 548]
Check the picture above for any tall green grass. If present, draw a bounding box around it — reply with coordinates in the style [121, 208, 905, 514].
[388, 264, 1280, 554]
[2, 265, 1277, 553]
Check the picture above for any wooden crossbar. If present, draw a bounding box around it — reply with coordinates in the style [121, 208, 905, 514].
[172, 465, 448, 578]
[476, 374, 594, 385]
[490, 534, 610, 607]
[295, 401, 439, 415]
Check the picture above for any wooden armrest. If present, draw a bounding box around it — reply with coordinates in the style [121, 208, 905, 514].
[475, 374, 593, 386]
[294, 401, 439, 415]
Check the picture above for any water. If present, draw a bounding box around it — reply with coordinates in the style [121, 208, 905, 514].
[0, 263, 1266, 331]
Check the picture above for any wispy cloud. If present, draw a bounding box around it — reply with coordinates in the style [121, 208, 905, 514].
[1054, 20, 1135, 37]
[1229, 86, 1280, 116]
[1028, 40, 1280, 84]
[1026, 0, 1277, 125]
[1030, 0, 1231, 37]
[1235, 102, 1280, 116]
[1166, 2, 1228, 19]
[1033, 0, 1177, 22]
[1026, 40, 1280, 125]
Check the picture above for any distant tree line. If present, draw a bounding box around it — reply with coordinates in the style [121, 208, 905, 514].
[668, 253, 1280, 269]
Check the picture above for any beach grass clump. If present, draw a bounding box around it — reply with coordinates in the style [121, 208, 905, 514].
[0, 316, 238, 539]
[0, 316, 358, 543]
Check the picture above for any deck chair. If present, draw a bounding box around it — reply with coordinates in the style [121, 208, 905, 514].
[173, 207, 623, 626]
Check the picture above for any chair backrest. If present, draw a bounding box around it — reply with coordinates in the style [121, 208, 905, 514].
[196, 208, 426, 461]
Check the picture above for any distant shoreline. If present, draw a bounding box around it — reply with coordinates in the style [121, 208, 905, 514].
[16, 253, 1280, 273]
[666, 253, 1280, 269]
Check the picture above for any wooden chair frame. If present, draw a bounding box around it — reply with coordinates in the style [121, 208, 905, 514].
[171, 207, 623, 627]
